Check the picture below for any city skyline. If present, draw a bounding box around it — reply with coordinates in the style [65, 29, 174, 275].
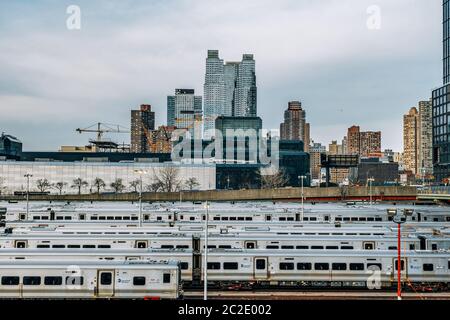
[0, 1, 442, 151]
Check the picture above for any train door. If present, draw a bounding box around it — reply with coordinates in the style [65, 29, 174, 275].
[97, 270, 115, 297]
[254, 257, 269, 280]
[295, 214, 300, 222]
[192, 236, 202, 285]
[391, 258, 408, 281]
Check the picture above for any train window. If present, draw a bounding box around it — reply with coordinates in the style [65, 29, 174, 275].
[265, 215, 272, 221]
[394, 260, 405, 271]
[223, 262, 239, 270]
[15, 241, 27, 249]
[33, 216, 41, 220]
[367, 217, 375, 221]
[433, 218, 439, 222]
[367, 263, 382, 271]
[98, 245, 111, 249]
[23, 276, 41, 286]
[341, 246, 354, 250]
[359, 217, 367, 221]
[218, 245, 232, 249]
[279, 217, 286, 221]
[180, 262, 189, 270]
[351, 218, 358, 222]
[256, 259, 266, 270]
[375, 218, 382, 222]
[213, 217, 220, 221]
[326, 246, 339, 250]
[207, 263, 221, 270]
[310, 217, 317, 221]
[364, 242, 375, 250]
[324, 216, 330, 221]
[1, 277, 19, 285]
[287, 217, 294, 221]
[191, 217, 196, 221]
[388, 246, 397, 250]
[176, 245, 189, 249]
[122, 216, 130, 220]
[266, 245, 279, 249]
[106, 217, 114, 220]
[281, 246, 294, 249]
[52, 245, 65, 249]
[311, 246, 324, 250]
[37, 244, 50, 248]
[230, 217, 237, 221]
[56, 216, 63, 220]
[133, 277, 146, 286]
[431, 244, 438, 250]
[64, 216, 72, 220]
[100, 273, 112, 285]
[162, 245, 174, 249]
[303, 217, 309, 221]
[335, 217, 342, 221]
[83, 245, 95, 249]
[156, 216, 162, 221]
[207, 245, 216, 249]
[180, 215, 184, 220]
[296, 246, 309, 249]
[238, 217, 245, 221]
[297, 263, 312, 270]
[246, 242, 256, 249]
[99, 216, 106, 220]
[409, 244, 415, 250]
[136, 241, 147, 249]
[163, 273, 171, 284]
[66, 276, 84, 286]
[349, 263, 364, 271]
[221, 217, 228, 221]
[44, 277, 62, 286]
[314, 263, 329, 271]
[68, 245, 81, 248]
[114, 217, 122, 220]
[423, 264, 434, 272]
[245, 217, 252, 221]
[343, 217, 350, 221]
[279, 263, 294, 270]
[131, 217, 138, 221]
[447, 217, 450, 222]
[20, 214, 26, 220]
[168, 215, 172, 220]
[91, 216, 98, 220]
[332, 263, 347, 271]
[79, 214, 85, 220]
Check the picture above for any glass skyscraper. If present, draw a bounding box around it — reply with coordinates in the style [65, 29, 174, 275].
[167, 89, 202, 139]
[203, 50, 257, 139]
[432, 0, 450, 182]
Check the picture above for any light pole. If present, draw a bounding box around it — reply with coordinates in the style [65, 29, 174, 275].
[203, 201, 210, 301]
[298, 175, 306, 221]
[367, 177, 375, 205]
[392, 210, 406, 301]
[24, 173, 33, 220]
[134, 169, 147, 228]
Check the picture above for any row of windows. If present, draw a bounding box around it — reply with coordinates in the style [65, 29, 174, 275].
[1, 274, 171, 286]
[35, 244, 112, 249]
[30, 215, 139, 221]
[279, 262, 380, 271]
[335, 217, 383, 222]
[266, 245, 354, 250]
[1, 276, 84, 286]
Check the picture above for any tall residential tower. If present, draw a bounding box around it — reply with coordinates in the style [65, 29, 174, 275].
[130, 104, 155, 153]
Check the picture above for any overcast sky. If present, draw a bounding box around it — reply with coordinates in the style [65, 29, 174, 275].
[0, 0, 443, 151]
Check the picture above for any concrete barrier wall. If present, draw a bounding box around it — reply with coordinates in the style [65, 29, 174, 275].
[0, 186, 418, 202]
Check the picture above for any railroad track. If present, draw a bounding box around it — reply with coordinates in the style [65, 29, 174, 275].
[184, 290, 450, 300]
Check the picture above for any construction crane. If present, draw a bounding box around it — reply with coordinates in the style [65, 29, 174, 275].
[76, 122, 130, 152]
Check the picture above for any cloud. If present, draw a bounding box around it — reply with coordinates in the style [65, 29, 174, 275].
[0, 0, 442, 151]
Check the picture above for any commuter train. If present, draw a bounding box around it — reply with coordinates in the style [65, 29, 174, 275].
[3, 206, 450, 225]
[0, 260, 182, 299]
[1, 230, 449, 251]
[0, 249, 448, 291]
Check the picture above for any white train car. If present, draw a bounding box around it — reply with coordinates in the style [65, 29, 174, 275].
[0, 260, 182, 299]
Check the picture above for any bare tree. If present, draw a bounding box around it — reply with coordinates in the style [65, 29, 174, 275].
[71, 178, 88, 195]
[184, 177, 200, 191]
[152, 167, 181, 192]
[36, 179, 51, 193]
[146, 181, 164, 192]
[260, 167, 289, 189]
[129, 179, 141, 193]
[92, 178, 106, 194]
[52, 181, 67, 195]
[110, 178, 125, 193]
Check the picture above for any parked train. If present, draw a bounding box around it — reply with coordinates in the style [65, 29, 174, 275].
[0, 260, 182, 299]
[0, 249, 448, 291]
[1, 231, 449, 251]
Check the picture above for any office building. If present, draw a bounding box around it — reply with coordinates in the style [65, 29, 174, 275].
[403, 107, 420, 175]
[130, 105, 155, 153]
[418, 100, 433, 177]
[346, 126, 381, 157]
[167, 89, 202, 139]
[0, 133, 22, 158]
[280, 101, 307, 141]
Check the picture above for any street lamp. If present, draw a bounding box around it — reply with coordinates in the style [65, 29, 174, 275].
[203, 201, 210, 301]
[389, 209, 407, 300]
[134, 169, 148, 227]
[367, 177, 375, 205]
[24, 173, 33, 220]
[298, 176, 306, 221]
